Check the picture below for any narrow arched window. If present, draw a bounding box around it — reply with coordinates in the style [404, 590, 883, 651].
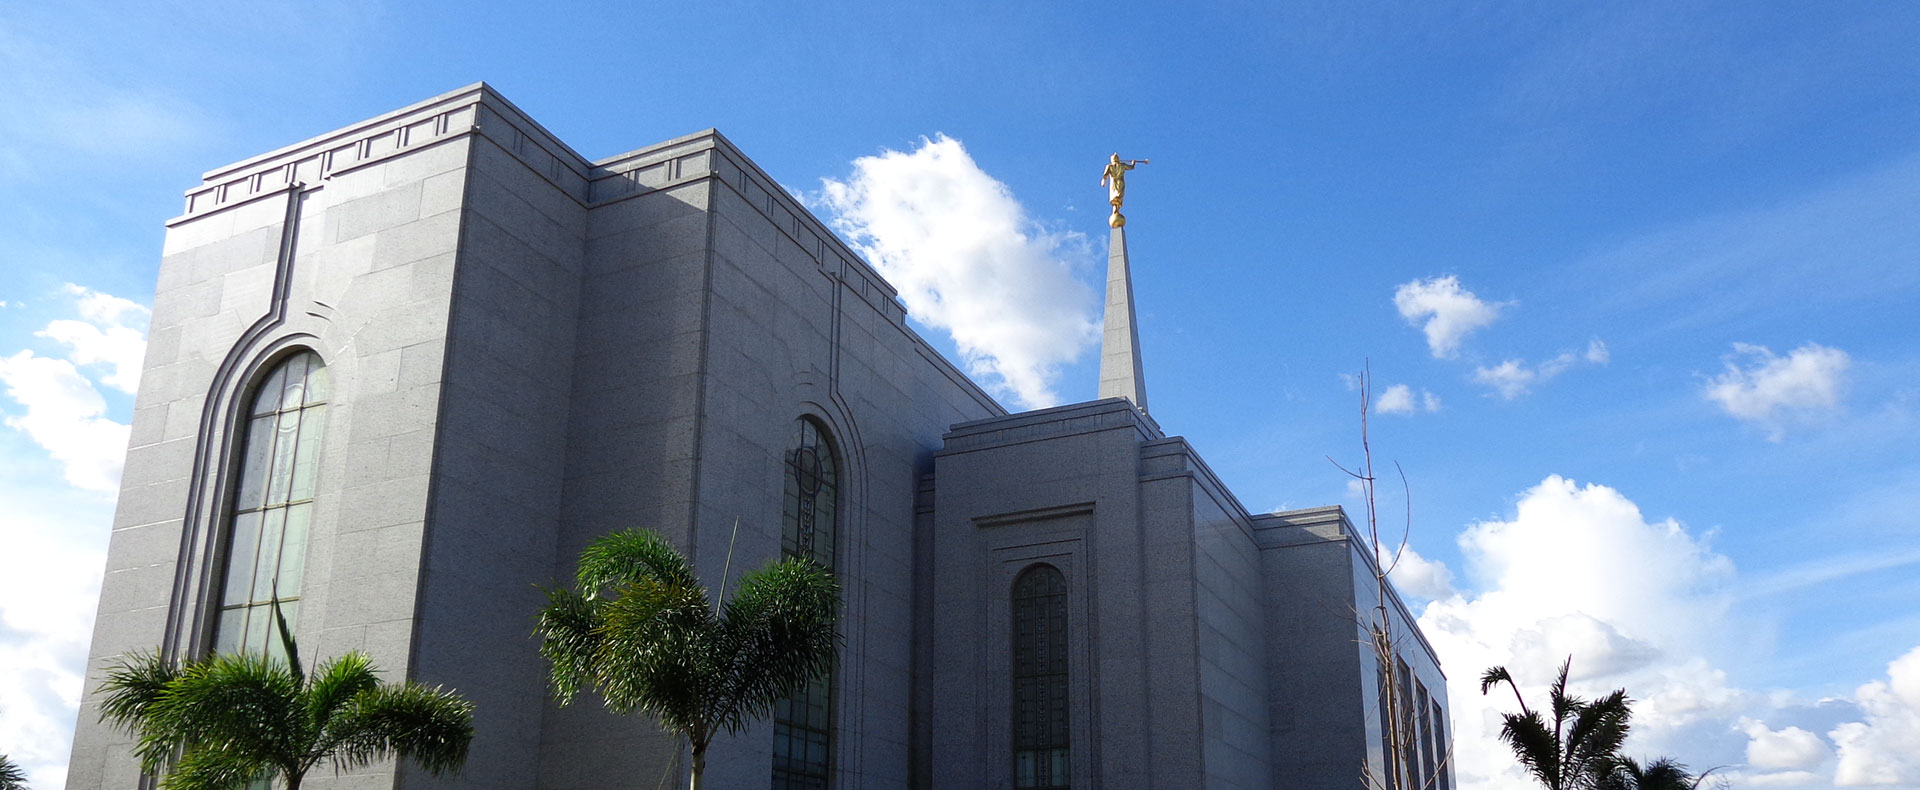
[772, 418, 837, 789]
[211, 351, 327, 658]
[1013, 564, 1069, 790]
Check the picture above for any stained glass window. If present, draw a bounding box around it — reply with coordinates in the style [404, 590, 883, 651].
[773, 418, 837, 789]
[1013, 565, 1069, 790]
[211, 351, 327, 660]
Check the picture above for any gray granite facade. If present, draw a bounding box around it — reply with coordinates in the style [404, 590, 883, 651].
[70, 83, 1450, 789]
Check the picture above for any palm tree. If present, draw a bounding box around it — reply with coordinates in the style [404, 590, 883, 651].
[1600, 757, 1718, 790]
[96, 604, 474, 790]
[537, 528, 840, 790]
[1479, 657, 1632, 790]
[0, 753, 28, 790]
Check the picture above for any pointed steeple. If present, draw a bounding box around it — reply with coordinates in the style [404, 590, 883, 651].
[1097, 223, 1148, 412]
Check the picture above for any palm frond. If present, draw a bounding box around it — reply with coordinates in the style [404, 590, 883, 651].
[270, 596, 303, 684]
[302, 652, 381, 734]
[0, 753, 28, 790]
[1498, 709, 1560, 788]
[97, 651, 181, 737]
[326, 682, 475, 776]
[1565, 689, 1632, 781]
[594, 577, 717, 727]
[1480, 666, 1514, 696]
[157, 743, 270, 790]
[573, 529, 699, 595]
[140, 652, 303, 773]
[714, 558, 841, 734]
[536, 586, 607, 705]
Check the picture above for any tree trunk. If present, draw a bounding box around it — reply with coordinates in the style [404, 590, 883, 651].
[689, 742, 706, 790]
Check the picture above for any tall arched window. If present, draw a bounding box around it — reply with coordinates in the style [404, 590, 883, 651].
[1013, 564, 1069, 790]
[772, 418, 837, 789]
[211, 351, 327, 657]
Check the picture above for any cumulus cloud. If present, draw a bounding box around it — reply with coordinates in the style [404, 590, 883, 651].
[1377, 384, 1442, 416]
[42, 284, 150, 394]
[0, 352, 131, 491]
[1740, 718, 1832, 771]
[817, 135, 1098, 409]
[1415, 476, 1740, 789]
[1387, 545, 1456, 601]
[1394, 275, 1503, 358]
[1705, 342, 1850, 441]
[0, 284, 148, 491]
[1830, 645, 1920, 785]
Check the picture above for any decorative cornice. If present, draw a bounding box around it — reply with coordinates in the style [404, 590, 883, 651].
[941, 397, 1162, 453]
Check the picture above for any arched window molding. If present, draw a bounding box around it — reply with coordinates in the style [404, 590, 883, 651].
[209, 350, 328, 658]
[773, 417, 838, 789]
[1012, 564, 1070, 790]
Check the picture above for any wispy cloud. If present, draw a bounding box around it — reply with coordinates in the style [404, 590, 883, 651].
[1394, 275, 1503, 358]
[1569, 152, 1920, 333]
[1472, 340, 1610, 400]
[1704, 342, 1850, 441]
[816, 135, 1098, 408]
[1740, 548, 1920, 602]
[0, 24, 210, 165]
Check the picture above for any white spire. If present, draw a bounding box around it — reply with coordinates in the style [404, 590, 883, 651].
[1097, 224, 1147, 412]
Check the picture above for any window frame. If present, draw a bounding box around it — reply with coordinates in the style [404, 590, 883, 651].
[1011, 563, 1071, 790]
[206, 349, 328, 660]
[772, 416, 841, 790]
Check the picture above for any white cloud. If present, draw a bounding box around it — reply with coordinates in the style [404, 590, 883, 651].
[39, 284, 150, 395]
[1378, 384, 1416, 414]
[1394, 275, 1503, 358]
[1377, 384, 1442, 416]
[0, 285, 149, 491]
[817, 135, 1098, 409]
[1474, 360, 1538, 400]
[1415, 476, 1741, 790]
[1586, 338, 1611, 365]
[1386, 545, 1455, 601]
[0, 351, 131, 492]
[1830, 645, 1920, 786]
[1741, 770, 1825, 788]
[1740, 718, 1832, 771]
[1705, 342, 1850, 441]
[0, 285, 146, 787]
[0, 484, 112, 790]
[1472, 341, 1609, 400]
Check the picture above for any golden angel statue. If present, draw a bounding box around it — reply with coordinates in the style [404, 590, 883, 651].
[1100, 153, 1149, 209]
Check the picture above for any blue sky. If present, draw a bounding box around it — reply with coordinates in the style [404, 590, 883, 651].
[3, 2, 1918, 787]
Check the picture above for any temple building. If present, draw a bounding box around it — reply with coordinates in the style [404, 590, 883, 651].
[67, 83, 1452, 789]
